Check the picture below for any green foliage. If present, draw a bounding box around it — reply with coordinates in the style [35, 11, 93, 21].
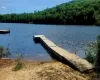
[0, 46, 11, 58]
[85, 35, 100, 74]
[13, 54, 23, 71]
[85, 42, 97, 64]
[0, 0, 100, 25]
[95, 35, 100, 74]
[13, 62, 23, 71]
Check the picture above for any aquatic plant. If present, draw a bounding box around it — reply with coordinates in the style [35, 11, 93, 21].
[0, 46, 11, 58]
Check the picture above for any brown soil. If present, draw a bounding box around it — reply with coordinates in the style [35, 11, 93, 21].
[0, 59, 93, 80]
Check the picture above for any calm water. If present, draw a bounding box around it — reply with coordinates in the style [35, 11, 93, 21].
[0, 23, 100, 61]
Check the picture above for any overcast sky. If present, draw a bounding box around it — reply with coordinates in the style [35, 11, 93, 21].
[0, 0, 72, 14]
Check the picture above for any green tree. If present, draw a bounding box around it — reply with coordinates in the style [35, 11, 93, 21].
[0, 0, 100, 25]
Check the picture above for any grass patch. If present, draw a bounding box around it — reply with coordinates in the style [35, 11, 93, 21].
[13, 54, 23, 71]
[13, 62, 23, 71]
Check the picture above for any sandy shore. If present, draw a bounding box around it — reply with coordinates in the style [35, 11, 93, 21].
[0, 59, 94, 80]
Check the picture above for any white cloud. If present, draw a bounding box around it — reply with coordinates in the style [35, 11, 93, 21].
[1, 6, 6, 10]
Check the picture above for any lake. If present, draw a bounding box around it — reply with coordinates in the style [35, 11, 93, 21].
[0, 23, 100, 61]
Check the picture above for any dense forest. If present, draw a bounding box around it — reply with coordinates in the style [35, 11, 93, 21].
[0, 0, 100, 25]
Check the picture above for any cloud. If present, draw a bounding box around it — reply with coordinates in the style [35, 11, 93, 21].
[1, 6, 6, 10]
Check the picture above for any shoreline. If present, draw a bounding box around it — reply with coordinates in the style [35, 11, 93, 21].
[0, 58, 95, 80]
[0, 22, 99, 27]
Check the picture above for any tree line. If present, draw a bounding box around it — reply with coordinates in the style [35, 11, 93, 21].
[0, 0, 100, 25]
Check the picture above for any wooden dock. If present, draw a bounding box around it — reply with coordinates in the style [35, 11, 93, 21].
[34, 35, 93, 72]
[0, 30, 10, 34]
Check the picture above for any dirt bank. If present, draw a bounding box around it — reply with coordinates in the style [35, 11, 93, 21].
[0, 59, 93, 80]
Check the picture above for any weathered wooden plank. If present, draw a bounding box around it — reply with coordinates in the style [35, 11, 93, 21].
[34, 35, 93, 72]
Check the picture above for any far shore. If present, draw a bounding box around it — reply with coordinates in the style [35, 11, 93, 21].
[0, 22, 99, 26]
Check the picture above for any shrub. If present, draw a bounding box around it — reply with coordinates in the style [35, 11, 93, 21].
[95, 35, 100, 74]
[85, 35, 100, 75]
[85, 42, 97, 64]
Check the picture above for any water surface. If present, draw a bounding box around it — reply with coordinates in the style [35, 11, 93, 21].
[0, 23, 100, 61]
